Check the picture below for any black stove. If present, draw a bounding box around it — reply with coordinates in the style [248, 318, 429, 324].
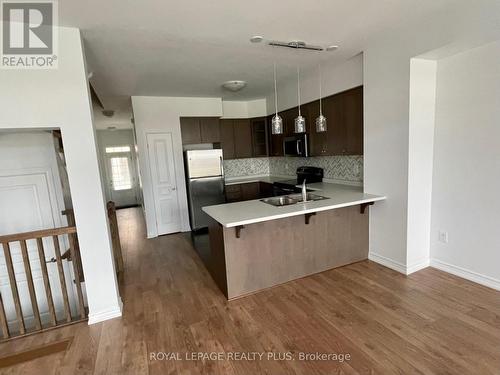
[273, 166, 324, 195]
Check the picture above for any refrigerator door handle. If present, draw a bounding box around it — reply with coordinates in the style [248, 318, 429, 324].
[220, 156, 225, 195]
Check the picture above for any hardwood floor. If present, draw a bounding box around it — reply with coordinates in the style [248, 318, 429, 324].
[1, 207, 499, 374]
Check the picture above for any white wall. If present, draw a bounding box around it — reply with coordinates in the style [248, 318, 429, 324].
[131, 96, 222, 238]
[362, 1, 499, 274]
[430, 41, 500, 289]
[265, 53, 363, 113]
[0, 26, 121, 324]
[406, 59, 437, 272]
[222, 98, 267, 118]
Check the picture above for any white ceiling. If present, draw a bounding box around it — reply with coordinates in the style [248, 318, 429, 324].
[59, 0, 498, 109]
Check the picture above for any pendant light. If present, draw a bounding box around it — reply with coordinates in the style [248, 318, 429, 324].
[315, 63, 327, 132]
[271, 62, 283, 135]
[294, 66, 306, 133]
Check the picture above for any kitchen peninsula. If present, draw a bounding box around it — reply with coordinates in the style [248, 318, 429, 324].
[202, 182, 386, 299]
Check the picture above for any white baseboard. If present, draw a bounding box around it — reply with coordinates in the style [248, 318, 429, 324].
[88, 298, 123, 325]
[430, 258, 500, 291]
[369, 252, 429, 275]
[406, 258, 430, 274]
[368, 252, 407, 274]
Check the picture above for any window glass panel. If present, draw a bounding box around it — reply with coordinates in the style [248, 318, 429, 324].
[106, 146, 131, 153]
[110, 157, 132, 190]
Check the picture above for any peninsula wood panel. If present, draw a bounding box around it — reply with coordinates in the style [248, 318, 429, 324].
[210, 205, 369, 299]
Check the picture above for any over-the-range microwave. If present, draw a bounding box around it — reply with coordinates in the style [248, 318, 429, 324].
[283, 134, 308, 157]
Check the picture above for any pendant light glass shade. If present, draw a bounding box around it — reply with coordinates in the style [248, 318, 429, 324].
[295, 115, 306, 133]
[315, 63, 327, 132]
[271, 62, 283, 135]
[294, 66, 306, 133]
[315, 114, 327, 132]
[272, 114, 283, 134]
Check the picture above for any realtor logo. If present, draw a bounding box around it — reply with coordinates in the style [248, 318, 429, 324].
[1, 0, 58, 68]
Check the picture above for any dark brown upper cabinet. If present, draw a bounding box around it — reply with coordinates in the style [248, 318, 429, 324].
[267, 114, 284, 156]
[281, 107, 299, 137]
[200, 117, 220, 143]
[306, 86, 363, 156]
[250, 117, 268, 157]
[343, 86, 363, 155]
[180, 117, 201, 145]
[233, 119, 253, 158]
[219, 118, 258, 160]
[305, 100, 328, 156]
[180, 117, 220, 145]
[219, 119, 235, 159]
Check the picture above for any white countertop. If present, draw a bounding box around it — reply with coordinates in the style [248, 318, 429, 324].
[203, 182, 386, 228]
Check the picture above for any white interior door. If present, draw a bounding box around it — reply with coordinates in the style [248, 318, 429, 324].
[0, 171, 75, 327]
[146, 133, 181, 235]
[104, 148, 138, 207]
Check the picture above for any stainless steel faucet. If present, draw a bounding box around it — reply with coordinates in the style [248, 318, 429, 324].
[301, 179, 307, 202]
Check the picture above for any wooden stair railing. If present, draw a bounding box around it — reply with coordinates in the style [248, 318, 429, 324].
[0, 226, 87, 342]
[107, 201, 124, 279]
[60, 209, 84, 281]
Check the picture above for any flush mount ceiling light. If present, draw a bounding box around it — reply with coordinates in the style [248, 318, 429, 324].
[222, 80, 247, 92]
[250, 35, 264, 43]
[102, 109, 115, 117]
[326, 45, 339, 51]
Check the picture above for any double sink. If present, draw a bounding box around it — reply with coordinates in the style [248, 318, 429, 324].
[261, 193, 329, 207]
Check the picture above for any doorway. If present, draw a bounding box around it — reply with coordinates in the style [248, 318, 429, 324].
[97, 130, 140, 208]
[146, 132, 182, 235]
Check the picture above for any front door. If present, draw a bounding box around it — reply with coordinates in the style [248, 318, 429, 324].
[104, 146, 138, 208]
[146, 133, 181, 235]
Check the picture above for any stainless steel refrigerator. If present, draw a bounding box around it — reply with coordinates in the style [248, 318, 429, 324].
[184, 149, 225, 231]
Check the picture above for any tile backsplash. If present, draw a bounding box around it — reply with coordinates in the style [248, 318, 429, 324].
[224, 155, 363, 185]
[223, 157, 270, 177]
[270, 156, 363, 185]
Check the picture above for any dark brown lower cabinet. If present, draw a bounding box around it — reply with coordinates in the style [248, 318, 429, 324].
[259, 182, 274, 198]
[225, 182, 273, 203]
[225, 184, 242, 203]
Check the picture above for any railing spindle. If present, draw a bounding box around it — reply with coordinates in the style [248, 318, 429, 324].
[36, 238, 57, 326]
[68, 234, 85, 319]
[1, 242, 25, 335]
[19, 240, 42, 330]
[52, 236, 72, 323]
[0, 226, 87, 342]
[0, 292, 9, 339]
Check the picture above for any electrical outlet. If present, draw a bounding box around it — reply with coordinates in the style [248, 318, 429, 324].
[438, 230, 448, 243]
